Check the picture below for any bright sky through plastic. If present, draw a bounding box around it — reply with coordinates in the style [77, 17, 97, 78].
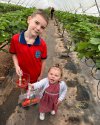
[0, 0, 100, 16]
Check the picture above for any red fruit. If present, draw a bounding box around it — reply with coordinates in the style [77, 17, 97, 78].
[31, 98, 40, 103]
[16, 79, 28, 89]
[22, 99, 30, 107]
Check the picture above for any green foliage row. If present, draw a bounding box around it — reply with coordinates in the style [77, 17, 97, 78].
[55, 11, 100, 69]
[0, 8, 36, 45]
[0, 2, 25, 13]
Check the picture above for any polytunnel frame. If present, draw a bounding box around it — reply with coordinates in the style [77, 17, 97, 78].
[94, 0, 100, 16]
[0, 0, 100, 16]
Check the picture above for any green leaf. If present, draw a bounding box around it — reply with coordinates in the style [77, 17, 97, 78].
[0, 37, 7, 43]
[90, 38, 100, 45]
[0, 25, 5, 30]
[76, 42, 89, 51]
[98, 45, 100, 51]
[96, 61, 100, 69]
[78, 53, 85, 58]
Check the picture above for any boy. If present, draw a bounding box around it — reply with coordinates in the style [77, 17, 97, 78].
[9, 10, 49, 84]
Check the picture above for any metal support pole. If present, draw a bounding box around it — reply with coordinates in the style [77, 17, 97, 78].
[95, 0, 100, 16]
[16, 0, 21, 5]
[8, 0, 11, 3]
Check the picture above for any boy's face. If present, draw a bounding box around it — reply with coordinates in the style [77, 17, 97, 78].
[48, 67, 61, 84]
[27, 14, 47, 37]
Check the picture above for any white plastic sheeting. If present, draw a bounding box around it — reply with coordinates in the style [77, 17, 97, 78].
[0, 0, 100, 16]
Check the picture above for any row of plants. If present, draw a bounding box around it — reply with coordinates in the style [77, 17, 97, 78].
[0, 2, 25, 13]
[0, 8, 36, 46]
[55, 11, 100, 69]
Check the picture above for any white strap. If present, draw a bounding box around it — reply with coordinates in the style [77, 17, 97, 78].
[45, 91, 59, 95]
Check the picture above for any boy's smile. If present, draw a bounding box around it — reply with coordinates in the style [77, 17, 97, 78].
[27, 14, 47, 38]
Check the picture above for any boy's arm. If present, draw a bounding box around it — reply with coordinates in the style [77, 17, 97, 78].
[37, 59, 46, 81]
[12, 54, 22, 76]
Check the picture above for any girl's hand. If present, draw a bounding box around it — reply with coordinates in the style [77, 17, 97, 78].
[57, 100, 61, 106]
[28, 83, 33, 90]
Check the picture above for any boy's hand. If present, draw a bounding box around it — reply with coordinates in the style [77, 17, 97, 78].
[15, 65, 23, 76]
[37, 75, 42, 81]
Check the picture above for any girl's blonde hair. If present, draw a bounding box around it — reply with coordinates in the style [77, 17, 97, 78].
[31, 9, 49, 24]
[48, 64, 63, 77]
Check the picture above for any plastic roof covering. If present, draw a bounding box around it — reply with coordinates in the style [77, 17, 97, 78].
[0, 0, 100, 16]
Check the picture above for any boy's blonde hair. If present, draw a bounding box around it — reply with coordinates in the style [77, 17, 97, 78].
[31, 9, 49, 24]
[48, 64, 63, 77]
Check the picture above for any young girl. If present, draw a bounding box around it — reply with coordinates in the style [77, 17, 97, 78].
[29, 64, 67, 120]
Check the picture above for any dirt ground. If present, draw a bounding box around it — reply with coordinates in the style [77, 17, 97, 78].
[0, 20, 100, 125]
[0, 45, 12, 83]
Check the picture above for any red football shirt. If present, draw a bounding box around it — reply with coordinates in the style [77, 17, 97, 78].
[9, 31, 47, 83]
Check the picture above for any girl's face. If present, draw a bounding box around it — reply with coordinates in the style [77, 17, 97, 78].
[48, 67, 61, 84]
[27, 14, 47, 37]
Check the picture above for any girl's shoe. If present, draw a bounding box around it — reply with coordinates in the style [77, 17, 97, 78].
[51, 110, 55, 115]
[39, 113, 45, 120]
